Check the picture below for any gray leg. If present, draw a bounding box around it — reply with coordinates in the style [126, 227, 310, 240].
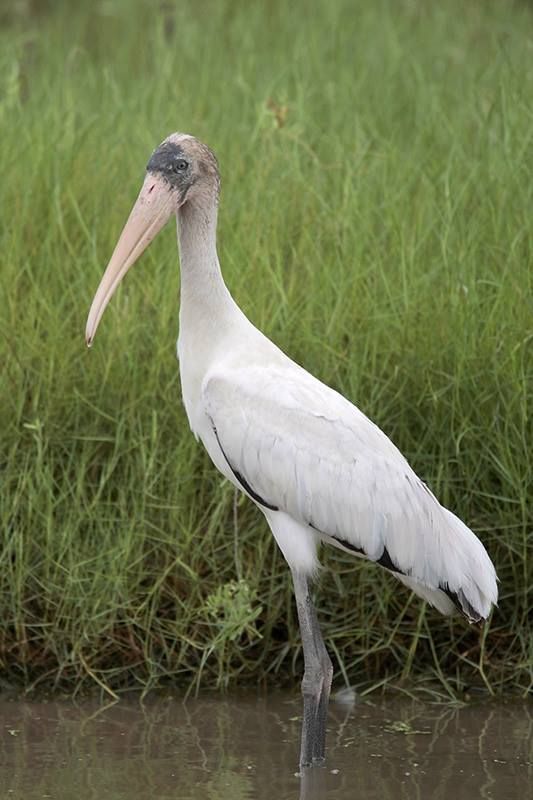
[292, 570, 333, 767]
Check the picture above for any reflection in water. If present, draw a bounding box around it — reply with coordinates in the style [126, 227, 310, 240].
[0, 693, 531, 799]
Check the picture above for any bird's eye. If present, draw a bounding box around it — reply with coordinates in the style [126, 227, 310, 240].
[174, 159, 189, 172]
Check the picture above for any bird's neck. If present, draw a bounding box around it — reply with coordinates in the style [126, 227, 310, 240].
[176, 194, 235, 322]
[176, 190, 248, 398]
[176, 192, 247, 430]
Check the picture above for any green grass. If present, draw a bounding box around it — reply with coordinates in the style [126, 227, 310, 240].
[1, 0, 531, 698]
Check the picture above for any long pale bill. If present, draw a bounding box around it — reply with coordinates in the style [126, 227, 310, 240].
[85, 174, 174, 346]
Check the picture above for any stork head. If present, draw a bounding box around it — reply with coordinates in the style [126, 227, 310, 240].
[145, 133, 220, 209]
[85, 133, 219, 346]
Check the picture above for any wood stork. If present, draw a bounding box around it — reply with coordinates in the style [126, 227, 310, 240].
[86, 133, 498, 768]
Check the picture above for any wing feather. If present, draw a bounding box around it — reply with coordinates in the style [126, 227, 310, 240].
[203, 364, 497, 619]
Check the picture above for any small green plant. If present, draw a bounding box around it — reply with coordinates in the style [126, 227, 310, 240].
[205, 580, 263, 645]
[196, 580, 263, 690]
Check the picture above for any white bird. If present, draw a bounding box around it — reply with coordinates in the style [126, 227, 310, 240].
[86, 133, 498, 768]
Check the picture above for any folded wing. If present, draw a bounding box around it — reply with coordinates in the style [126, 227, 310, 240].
[203, 364, 497, 620]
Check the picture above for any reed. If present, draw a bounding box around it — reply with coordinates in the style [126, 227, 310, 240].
[1, 0, 531, 697]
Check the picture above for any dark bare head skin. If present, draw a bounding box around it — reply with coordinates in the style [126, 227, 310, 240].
[146, 133, 220, 207]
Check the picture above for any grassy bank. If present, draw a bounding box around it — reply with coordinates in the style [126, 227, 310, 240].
[1, 0, 531, 697]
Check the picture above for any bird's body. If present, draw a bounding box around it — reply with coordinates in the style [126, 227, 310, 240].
[86, 133, 498, 768]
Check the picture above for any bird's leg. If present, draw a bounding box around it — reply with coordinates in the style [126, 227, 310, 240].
[292, 570, 333, 767]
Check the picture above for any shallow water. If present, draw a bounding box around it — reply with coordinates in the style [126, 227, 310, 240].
[0, 692, 531, 799]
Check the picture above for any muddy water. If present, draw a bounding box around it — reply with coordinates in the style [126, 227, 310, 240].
[0, 693, 531, 799]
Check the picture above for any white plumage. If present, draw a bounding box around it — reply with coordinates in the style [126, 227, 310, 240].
[199, 349, 496, 622]
[86, 133, 498, 767]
